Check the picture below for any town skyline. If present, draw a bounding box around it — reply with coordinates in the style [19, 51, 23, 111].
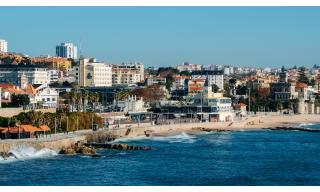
[1, 6, 320, 68]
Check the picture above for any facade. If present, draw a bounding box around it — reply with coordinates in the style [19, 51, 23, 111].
[112, 62, 144, 85]
[0, 39, 8, 53]
[56, 43, 77, 59]
[32, 57, 72, 71]
[117, 95, 147, 113]
[145, 75, 166, 86]
[176, 62, 202, 72]
[0, 65, 49, 85]
[188, 78, 206, 95]
[74, 58, 112, 87]
[191, 70, 224, 90]
[269, 82, 297, 101]
[192, 87, 233, 122]
[47, 70, 61, 83]
[35, 87, 58, 108]
[172, 75, 191, 90]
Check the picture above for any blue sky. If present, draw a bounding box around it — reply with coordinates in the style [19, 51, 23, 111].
[0, 6, 320, 68]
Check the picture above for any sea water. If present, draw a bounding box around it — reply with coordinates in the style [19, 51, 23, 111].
[1, 124, 320, 186]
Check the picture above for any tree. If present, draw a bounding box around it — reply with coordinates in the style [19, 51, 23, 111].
[11, 94, 30, 107]
[165, 74, 174, 91]
[298, 66, 309, 84]
[82, 90, 89, 112]
[179, 71, 191, 76]
[211, 84, 219, 93]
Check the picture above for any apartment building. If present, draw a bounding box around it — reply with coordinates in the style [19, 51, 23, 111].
[112, 62, 144, 85]
[0, 65, 49, 85]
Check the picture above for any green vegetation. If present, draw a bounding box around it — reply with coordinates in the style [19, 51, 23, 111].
[0, 110, 103, 133]
[298, 66, 309, 84]
[10, 94, 30, 107]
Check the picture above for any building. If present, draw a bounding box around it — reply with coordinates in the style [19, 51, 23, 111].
[145, 75, 166, 86]
[0, 65, 49, 85]
[56, 43, 77, 59]
[176, 62, 202, 72]
[47, 70, 61, 83]
[191, 70, 224, 90]
[112, 62, 144, 85]
[72, 58, 112, 87]
[117, 95, 147, 113]
[0, 39, 8, 53]
[32, 56, 72, 72]
[172, 75, 191, 90]
[188, 78, 206, 95]
[35, 86, 59, 108]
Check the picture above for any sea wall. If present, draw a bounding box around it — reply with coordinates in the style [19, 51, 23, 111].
[0, 135, 87, 153]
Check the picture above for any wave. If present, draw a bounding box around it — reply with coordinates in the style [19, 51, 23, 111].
[151, 132, 197, 143]
[0, 146, 57, 163]
[298, 123, 315, 127]
[113, 132, 198, 144]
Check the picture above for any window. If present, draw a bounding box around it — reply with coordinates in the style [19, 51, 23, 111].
[47, 98, 50, 101]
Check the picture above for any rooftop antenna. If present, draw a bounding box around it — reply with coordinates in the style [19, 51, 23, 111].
[79, 37, 83, 58]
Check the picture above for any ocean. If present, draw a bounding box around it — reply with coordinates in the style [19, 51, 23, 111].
[1, 123, 320, 186]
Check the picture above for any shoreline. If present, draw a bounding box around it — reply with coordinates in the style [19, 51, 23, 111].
[0, 114, 319, 153]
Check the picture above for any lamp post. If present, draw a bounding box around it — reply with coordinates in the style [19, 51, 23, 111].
[248, 88, 251, 115]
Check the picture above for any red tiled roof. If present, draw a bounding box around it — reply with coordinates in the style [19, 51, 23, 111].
[295, 82, 308, 88]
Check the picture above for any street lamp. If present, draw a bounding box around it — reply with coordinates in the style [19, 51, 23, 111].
[248, 88, 251, 114]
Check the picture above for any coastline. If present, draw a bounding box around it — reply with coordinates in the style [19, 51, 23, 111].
[0, 114, 319, 153]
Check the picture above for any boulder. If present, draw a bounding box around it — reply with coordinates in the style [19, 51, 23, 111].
[59, 147, 76, 154]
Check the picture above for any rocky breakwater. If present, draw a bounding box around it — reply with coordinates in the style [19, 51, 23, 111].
[191, 127, 230, 132]
[59, 144, 96, 155]
[86, 143, 153, 151]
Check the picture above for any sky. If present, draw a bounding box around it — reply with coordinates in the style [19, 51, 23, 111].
[0, 6, 320, 68]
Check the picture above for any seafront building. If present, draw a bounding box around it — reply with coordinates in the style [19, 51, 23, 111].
[192, 86, 233, 122]
[56, 43, 77, 59]
[112, 62, 144, 85]
[0, 39, 8, 53]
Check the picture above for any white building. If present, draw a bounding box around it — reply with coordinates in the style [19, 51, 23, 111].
[192, 87, 233, 122]
[223, 66, 234, 75]
[35, 86, 59, 108]
[70, 58, 112, 87]
[117, 95, 147, 113]
[48, 70, 61, 83]
[191, 70, 224, 90]
[176, 62, 202, 72]
[0, 39, 8, 53]
[56, 42, 77, 59]
[0, 65, 49, 85]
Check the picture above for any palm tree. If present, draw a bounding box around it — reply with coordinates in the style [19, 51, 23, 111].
[82, 90, 89, 112]
[74, 93, 82, 112]
[69, 92, 76, 112]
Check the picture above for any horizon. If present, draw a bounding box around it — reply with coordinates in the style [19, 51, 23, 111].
[1, 6, 320, 68]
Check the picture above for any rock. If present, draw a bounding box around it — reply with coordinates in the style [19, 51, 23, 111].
[86, 143, 153, 151]
[59, 147, 76, 154]
[76, 146, 96, 155]
[0, 152, 9, 160]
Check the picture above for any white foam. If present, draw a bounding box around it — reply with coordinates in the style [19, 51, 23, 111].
[151, 132, 197, 143]
[113, 132, 198, 144]
[298, 123, 314, 127]
[0, 146, 57, 163]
